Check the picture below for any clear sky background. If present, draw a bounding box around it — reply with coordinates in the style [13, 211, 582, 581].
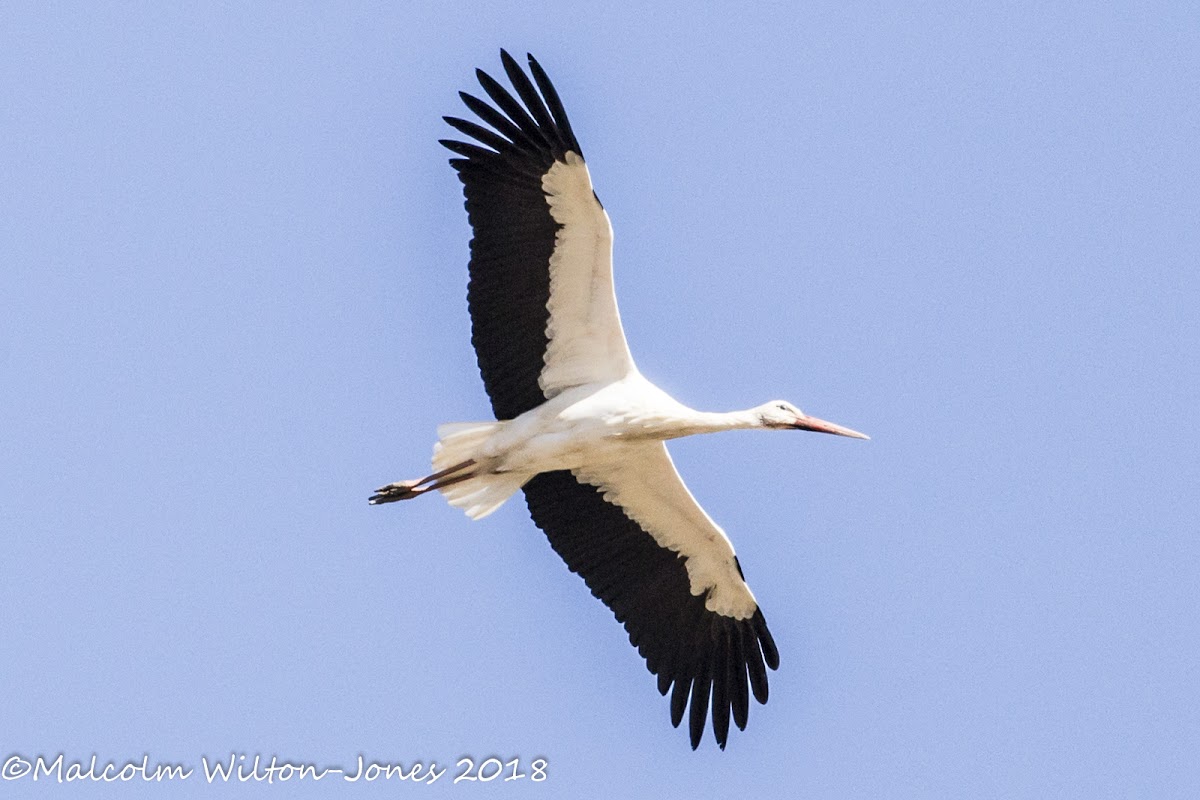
[3, 2, 1198, 797]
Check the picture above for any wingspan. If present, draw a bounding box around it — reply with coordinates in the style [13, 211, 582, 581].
[522, 443, 779, 749]
[441, 51, 636, 421]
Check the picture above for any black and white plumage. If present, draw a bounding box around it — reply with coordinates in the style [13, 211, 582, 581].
[371, 51, 867, 749]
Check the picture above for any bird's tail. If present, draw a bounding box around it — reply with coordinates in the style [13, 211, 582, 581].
[433, 422, 529, 520]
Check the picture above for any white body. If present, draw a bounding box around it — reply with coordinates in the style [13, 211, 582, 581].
[435, 372, 762, 620]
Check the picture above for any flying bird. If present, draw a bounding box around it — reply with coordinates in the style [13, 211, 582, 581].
[371, 51, 868, 749]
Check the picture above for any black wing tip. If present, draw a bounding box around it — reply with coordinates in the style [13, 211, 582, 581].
[650, 609, 778, 750]
[688, 670, 712, 749]
[449, 50, 582, 164]
[754, 607, 781, 671]
[669, 677, 689, 729]
[495, 48, 537, 70]
[520, 472, 778, 752]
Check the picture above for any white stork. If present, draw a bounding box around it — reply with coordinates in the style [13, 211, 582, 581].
[371, 51, 868, 749]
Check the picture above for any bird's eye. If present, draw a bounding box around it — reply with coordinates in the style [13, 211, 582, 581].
[776, 403, 789, 411]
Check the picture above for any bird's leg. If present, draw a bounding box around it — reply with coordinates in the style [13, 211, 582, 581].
[369, 459, 476, 505]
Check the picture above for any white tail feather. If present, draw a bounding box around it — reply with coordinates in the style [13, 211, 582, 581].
[441, 472, 529, 519]
[432, 421, 529, 519]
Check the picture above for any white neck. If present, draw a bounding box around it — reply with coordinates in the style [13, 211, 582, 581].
[657, 407, 763, 440]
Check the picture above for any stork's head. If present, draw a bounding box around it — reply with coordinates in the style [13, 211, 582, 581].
[756, 400, 870, 439]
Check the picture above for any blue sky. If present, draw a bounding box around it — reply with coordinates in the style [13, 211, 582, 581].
[3, 2, 1198, 797]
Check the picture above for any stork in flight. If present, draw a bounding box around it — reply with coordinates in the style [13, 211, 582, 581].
[371, 51, 867, 749]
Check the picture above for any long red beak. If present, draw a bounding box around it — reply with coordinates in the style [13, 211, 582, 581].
[793, 414, 870, 440]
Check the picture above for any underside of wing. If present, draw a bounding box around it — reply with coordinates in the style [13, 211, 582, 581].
[521, 444, 779, 749]
[441, 51, 636, 421]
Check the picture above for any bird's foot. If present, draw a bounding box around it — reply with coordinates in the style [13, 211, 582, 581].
[369, 480, 426, 504]
[369, 459, 477, 505]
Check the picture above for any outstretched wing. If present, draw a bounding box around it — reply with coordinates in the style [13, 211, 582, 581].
[441, 50, 636, 421]
[522, 443, 780, 749]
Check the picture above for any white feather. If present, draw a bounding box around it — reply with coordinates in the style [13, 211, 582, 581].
[573, 441, 758, 620]
[539, 154, 637, 397]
